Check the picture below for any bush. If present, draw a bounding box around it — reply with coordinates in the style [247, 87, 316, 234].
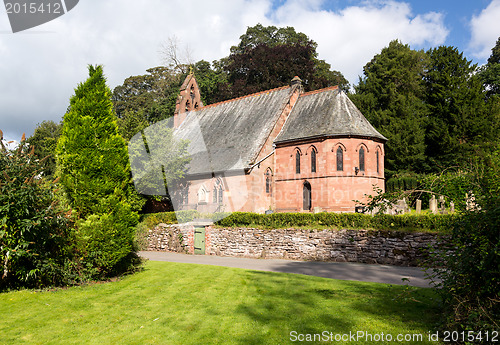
[0, 133, 73, 289]
[428, 149, 500, 337]
[75, 197, 140, 277]
[211, 211, 454, 233]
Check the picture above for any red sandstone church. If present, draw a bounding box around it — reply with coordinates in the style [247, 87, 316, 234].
[171, 74, 387, 214]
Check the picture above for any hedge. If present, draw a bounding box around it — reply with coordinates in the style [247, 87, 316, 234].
[141, 211, 457, 233]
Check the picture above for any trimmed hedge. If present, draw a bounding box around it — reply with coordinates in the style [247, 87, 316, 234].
[141, 211, 456, 233]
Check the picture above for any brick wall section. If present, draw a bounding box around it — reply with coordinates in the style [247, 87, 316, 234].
[147, 225, 450, 267]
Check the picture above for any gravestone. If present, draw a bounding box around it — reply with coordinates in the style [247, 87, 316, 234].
[416, 199, 422, 213]
[429, 195, 438, 214]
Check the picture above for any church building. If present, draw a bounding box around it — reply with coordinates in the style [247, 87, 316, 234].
[171, 74, 387, 214]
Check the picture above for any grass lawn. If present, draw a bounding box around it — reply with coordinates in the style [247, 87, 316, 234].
[0, 261, 443, 344]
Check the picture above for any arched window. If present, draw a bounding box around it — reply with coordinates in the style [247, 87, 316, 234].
[359, 147, 365, 172]
[303, 181, 312, 211]
[336, 146, 343, 171]
[181, 184, 189, 205]
[376, 150, 379, 174]
[198, 185, 208, 204]
[185, 100, 190, 112]
[213, 178, 223, 204]
[265, 169, 272, 194]
[295, 150, 301, 174]
[311, 149, 316, 173]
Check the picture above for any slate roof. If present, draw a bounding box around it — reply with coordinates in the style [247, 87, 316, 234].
[174, 86, 293, 175]
[275, 87, 387, 143]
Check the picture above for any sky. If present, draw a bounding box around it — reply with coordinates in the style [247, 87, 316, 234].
[1, 0, 499, 144]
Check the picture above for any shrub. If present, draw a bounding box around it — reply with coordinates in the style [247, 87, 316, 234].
[212, 211, 454, 233]
[428, 148, 500, 337]
[0, 133, 73, 289]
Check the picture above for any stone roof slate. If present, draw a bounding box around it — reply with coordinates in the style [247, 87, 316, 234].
[174, 86, 293, 175]
[275, 87, 387, 143]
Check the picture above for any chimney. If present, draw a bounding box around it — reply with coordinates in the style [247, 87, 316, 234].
[291, 76, 302, 87]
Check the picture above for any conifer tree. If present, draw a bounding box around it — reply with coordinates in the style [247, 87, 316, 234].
[352, 40, 428, 177]
[424, 46, 494, 170]
[57, 65, 142, 276]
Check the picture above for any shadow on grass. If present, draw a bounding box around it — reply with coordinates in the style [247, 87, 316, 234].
[234, 269, 441, 345]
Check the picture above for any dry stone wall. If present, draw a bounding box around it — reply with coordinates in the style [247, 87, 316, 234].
[147, 224, 450, 267]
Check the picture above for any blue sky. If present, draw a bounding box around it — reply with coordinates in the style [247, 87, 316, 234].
[1, 0, 499, 143]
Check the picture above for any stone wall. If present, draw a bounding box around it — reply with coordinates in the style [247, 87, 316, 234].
[147, 225, 449, 267]
[147, 223, 191, 253]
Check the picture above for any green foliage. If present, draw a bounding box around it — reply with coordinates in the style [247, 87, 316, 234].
[75, 197, 140, 276]
[427, 147, 499, 337]
[140, 210, 200, 228]
[0, 132, 72, 289]
[223, 24, 349, 98]
[419, 169, 478, 211]
[352, 40, 428, 177]
[26, 120, 62, 178]
[212, 212, 454, 233]
[424, 46, 496, 170]
[57, 65, 143, 278]
[112, 66, 181, 124]
[479, 37, 500, 98]
[386, 174, 419, 193]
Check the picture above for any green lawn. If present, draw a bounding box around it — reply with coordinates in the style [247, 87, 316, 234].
[0, 261, 443, 344]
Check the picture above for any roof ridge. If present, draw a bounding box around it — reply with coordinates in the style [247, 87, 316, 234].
[196, 85, 291, 111]
[300, 85, 339, 97]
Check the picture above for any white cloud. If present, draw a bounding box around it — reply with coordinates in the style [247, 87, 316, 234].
[271, 0, 448, 84]
[469, 0, 500, 60]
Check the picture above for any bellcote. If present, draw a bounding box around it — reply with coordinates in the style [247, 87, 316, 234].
[174, 73, 204, 128]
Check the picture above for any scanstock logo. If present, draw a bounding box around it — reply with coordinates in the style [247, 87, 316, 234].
[3, 0, 79, 33]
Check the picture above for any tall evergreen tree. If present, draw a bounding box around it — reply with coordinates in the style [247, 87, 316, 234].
[424, 46, 494, 170]
[352, 40, 428, 177]
[57, 65, 142, 276]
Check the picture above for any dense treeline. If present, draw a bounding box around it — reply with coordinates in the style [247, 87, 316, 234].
[351, 40, 500, 179]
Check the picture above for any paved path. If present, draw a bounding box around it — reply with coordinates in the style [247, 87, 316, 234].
[139, 251, 436, 288]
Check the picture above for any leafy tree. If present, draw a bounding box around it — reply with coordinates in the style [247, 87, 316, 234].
[424, 46, 495, 170]
[352, 40, 429, 177]
[192, 60, 231, 105]
[230, 23, 312, 54]
[0, 131, 72, 289]
[57, 65, 143, 277]
[112, 66, 181, 124]
[117, 109, 149, 142]
[222, 24, 349, 98]
[479, 37, 500, 98]
[27, 120, 62, 178]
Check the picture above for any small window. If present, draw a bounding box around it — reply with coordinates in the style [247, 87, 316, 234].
[376, 150, 379, 174]
[336, 147, 343, 171]
[359, 147, 365, 172]
[296, 151, 301, 174]
[311, 149, 316, 173]
[265, 169, 272, 194]
[214, 178, 223, 204]
[182, 185, 189, 205]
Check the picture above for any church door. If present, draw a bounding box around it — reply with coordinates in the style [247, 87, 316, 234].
[303, 181, 312, 211]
